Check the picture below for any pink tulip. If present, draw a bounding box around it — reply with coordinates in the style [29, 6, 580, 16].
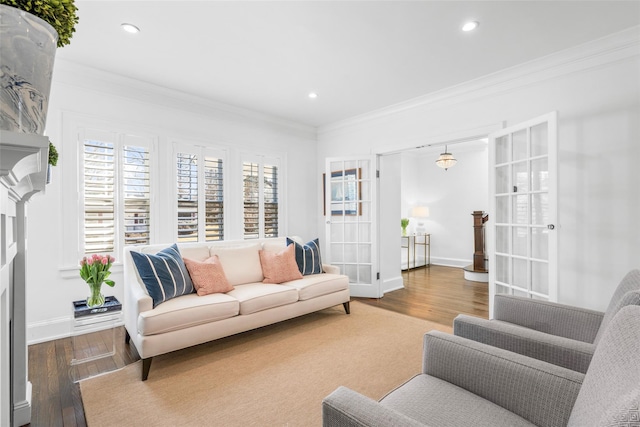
[101, 257, 108, 265]
[109, 255, 115, 263]
[87, 258, 94, 265]
[92, 254, 100, 260]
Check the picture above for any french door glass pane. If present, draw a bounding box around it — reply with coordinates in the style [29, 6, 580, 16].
[531, 193, 548, 225]
[531, 261, 549, 295]
[513, 195, 528, 224]
[531, 122, 548, 157]
[496, 255, 509, 283]
[344, 244, 358, 263]
[496, 196, 509, 223]
[513, 161, 528, 193]
[512, 129, 528, 161]
[331, 244, 344, 262]
[531, 227, 548, 260]
[496, 225, 509, 253]
[512, 227, 527, 257]
[496, 165, 510, 194]
[496, 135, 510, 164]
[531, 158, 548, 191]
[512, 258, 528, 289]
[358, 266, 371, 283]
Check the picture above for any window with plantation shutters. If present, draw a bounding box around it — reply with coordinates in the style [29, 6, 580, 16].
[84, 140, 115, 253]
[243, 158, 280, 239]
[176, 146, 225, 242]
[82, 134, 152, 256]
[123, 146, 151, 246]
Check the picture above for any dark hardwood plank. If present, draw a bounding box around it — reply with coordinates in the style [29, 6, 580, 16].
[26, 265, 487, 426]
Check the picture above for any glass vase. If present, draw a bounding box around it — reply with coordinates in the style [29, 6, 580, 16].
[86, 282, 105, 308]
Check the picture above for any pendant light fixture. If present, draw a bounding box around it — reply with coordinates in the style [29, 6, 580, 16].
[435, 145, 457, 170]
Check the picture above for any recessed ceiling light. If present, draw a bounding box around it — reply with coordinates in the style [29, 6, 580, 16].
[462, 21, 479, 32]
[121, 23, 140, 34]
[308, 92, 318, 99]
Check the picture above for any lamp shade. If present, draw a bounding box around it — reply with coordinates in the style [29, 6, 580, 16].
[410, 206, 430, 218]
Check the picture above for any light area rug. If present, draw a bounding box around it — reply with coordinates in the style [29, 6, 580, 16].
[80, 302, 452, 426]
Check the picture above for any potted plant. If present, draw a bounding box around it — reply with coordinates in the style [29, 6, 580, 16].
[46, 141, 58, 183]
[79, 254, 115, 308]
[0, 0, 78, 135]
[0, 0, 79, 47]
[401, 218, 410, 236]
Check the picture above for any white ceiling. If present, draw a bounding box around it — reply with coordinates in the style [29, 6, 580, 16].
[57, 1, 640, 128]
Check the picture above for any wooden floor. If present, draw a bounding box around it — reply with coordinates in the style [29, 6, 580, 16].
[25, 264, 487, 426]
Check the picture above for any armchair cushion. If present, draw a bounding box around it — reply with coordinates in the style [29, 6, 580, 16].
[493, 295, 604, 343]
[422, 331, 583, 427]
[454, 314, 595, 373]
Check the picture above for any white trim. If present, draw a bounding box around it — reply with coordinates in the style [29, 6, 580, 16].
[53, 59, 316, 136]
[319, 26, 640, 136]
[382, 276, 404, 294]
[430, 258, 471, 269]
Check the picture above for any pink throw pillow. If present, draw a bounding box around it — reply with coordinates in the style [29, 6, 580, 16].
[259, 244, 303, 284]
[183, 255, 234, 296]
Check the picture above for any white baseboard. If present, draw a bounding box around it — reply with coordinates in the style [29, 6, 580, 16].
[382, 275, 404, 294]
[27, 315, 124, 345]
[430, 257, 471, 268]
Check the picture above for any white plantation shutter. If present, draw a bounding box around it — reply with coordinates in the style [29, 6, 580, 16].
[205, 156, 224, 241]
[175, 146, 225, 242]
[84, 140, 115, 254]
[177, 153, 199, 242]
[263, 164, 278, 238]
[243, 162, 260, 239]
[122, 145, 151, 245]
[242, 157, 280, 239]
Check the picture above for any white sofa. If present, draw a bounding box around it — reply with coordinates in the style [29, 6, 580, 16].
[124, 237, 350, 380]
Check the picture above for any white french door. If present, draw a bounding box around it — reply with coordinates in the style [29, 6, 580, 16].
[488, 112, 558, 317]
[325, 156, 379, 298]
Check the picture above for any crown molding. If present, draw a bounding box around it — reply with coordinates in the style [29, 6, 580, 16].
[319, 26, 640, 137]
[52, 59, 317, 137]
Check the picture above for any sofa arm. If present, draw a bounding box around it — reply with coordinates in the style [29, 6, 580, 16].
[494, 295, 603, 343]
[422, 331, 584, 427]
[323, 386, 427, 427]
[323, 264, 341, 275]
[123, 248, 153, 340]
[454, 314, 595, 373]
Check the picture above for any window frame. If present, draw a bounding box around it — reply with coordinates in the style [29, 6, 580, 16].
[241, 153, 283, 240]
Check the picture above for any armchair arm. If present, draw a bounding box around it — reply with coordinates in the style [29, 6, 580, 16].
[454, 314, 595, 373]
[422, 331, 584, 427]
[494, 295, 604, 343]
[322, 386, 427, 427]
[323, 264, 341, 275]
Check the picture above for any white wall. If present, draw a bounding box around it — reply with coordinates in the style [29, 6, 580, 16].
[26, 60, 319, 343]
[400, 144, 488, 267]
[317, 29, 640, 311]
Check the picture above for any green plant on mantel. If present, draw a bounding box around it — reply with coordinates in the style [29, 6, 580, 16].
[0, 0, 79, 47]
[48, 142, 58, 166]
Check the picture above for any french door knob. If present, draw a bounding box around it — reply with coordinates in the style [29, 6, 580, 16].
[547, 224, 555, 230]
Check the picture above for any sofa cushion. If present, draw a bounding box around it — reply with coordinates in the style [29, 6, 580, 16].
[226, 283, 299, 315]
[381, 375, 535, 427]
[259, 245, 303, 284]
[211, 243, 263, 286]
[138, 293, 239, 335]
[283, 273, 349, 301]
[130, 244, 195, 308]
[286, 237, 323, 275]
[183, 255, 233, 296]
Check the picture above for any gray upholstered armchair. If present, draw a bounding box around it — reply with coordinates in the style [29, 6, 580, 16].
[322, 305, 640, 427]
[453, 269, 640, 373]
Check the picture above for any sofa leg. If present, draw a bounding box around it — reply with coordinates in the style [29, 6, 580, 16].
[125, 329, 131, 344]
[343, 302, 350, 314]
[142, 357, 152, 381]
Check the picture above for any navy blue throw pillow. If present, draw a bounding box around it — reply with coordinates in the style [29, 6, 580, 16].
[286, 238, 323, 275]
[130, 244, 194, 307]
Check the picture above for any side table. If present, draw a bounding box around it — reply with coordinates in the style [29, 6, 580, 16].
[70, 296, 123, 382]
